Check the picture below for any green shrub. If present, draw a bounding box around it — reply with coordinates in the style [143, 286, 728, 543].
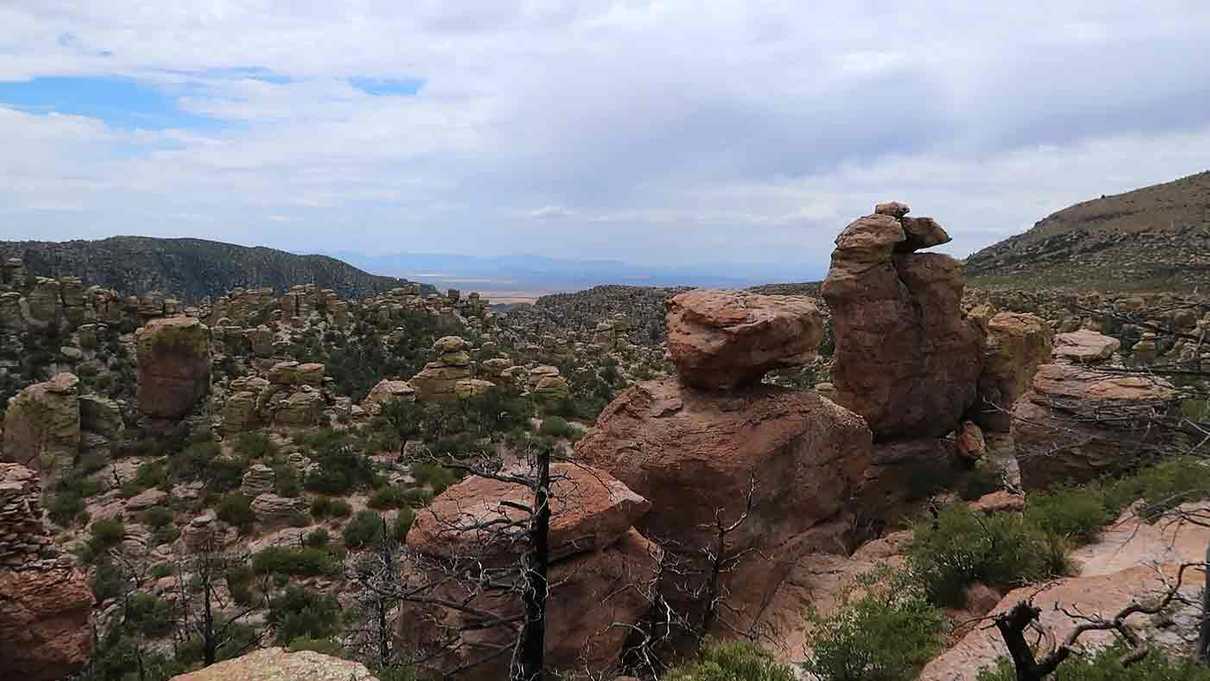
[368, 485, 411, 510]
[125, 592, 174, 637]
[303, 528, 331, 548]
[393, 508, 415, 543]
[907, 506, 1070, 607]
[1103, 458, 1210, 521]
[411, 463, 460, 496]
[343, 510, 388, 549]
[46, 488, 86, 526]
[663, 640, 795, 681]
[287, 636, 345, 657]
[274, 464, 302, 497]
[148, 562, 174, 579]
[168, 440, 222, 482]
[311, 496, 352, 519]
[538, 415, 578, 439]
[91, 559, 128, 602]
[269, 586, 342, 644]
[976, 643, 1210, 681]
[225, 564, 258, 607]
[175, 621, 258, 665]
[803, 569, 946, 681]
[1025, 486, 1110, 544]
[304, 434, 376, 494]
[234, 431, 278, 459]
[153, 524, 181, 545]
[216, 493, 255, 532]
[88, 518, 127, 554]
[142, 506, 174, 529]
[252, 546, 339, 576]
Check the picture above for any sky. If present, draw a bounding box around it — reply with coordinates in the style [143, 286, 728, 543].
[2, 2, 1210, 274]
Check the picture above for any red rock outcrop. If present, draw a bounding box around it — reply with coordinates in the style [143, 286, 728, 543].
[821, 204, 984, 440]
[575, 377, 872, 632]
[396, 464, 660, 680]
[665, 289, 824, 390]
[136, 316, 211, 421]
[408, 463, 652, 564]
[974, 312, 1052, 432]
[0, 463, 93, 681]
[1012, 363, 1180, 488]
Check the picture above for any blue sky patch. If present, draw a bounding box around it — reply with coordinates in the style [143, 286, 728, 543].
[349, 77, 425, 96]
[0, 75, 224, 130]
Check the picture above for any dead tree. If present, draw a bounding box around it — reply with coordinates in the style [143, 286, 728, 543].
[992, 562, 1202, 680]
[174, 534, 265, 666]
[353, 439, 558, 681]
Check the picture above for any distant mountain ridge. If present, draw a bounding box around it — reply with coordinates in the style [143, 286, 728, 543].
[966, 171, 1210, 291]
[0, 236, 424, 301]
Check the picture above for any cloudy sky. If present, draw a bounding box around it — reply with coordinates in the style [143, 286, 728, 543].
[2, 2, 1209, 275]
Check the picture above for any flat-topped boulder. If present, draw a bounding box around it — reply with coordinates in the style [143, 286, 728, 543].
[170, 648, 377, 681]
[136, 316, 211, 421]
[665, 289, 824, 390]
[1053, 328, 1120, 363]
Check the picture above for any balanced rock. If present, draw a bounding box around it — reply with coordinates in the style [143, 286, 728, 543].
[2, 373, 81, 479]
[136, 317, 211, 421]
[665, 289, 824, 390]
[241, 464, 276, 497]
[974, 312, 1053, 432]
[821, 205, 984, 440]
[1013, 363, 1180, 488]
[409, 463, 650, 564]
[410, 337, 473, 401]
[575, 377, 872, 632]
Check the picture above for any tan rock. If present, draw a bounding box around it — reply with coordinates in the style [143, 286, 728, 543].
[2, 373, 80, 479]
[363, 379, 416, 415]
[136, 317, 211, 421]
[665, 289, 824, 390]
[975, 312, 1052, 432]
[1053, 328, 1120, 363]
[955, 420, 986, 461]
[169, 647, 377, 681]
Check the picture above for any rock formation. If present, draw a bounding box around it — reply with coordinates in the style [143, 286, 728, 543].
[821, 204, 984, 440]
[1053, 328, 1121, 363]
[1013, 362, 1180, 487]
[409, 336, 473, 401]
[136, 316, 212, 421]
[1, 372, 81, 479]
[577, 288, 873, 636]
[974, 312, 1052, 432]
[665, 289, 824, 390]
[169, 647, 379, 681]
[0, 463, 93, 681]
[397, 464, 660, 680]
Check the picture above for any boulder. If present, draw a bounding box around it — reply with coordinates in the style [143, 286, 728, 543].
[409, 463, 651, 564]
[821, 206, 984, 440]
[1013, 363, 1180, 488]
[125, 488, 168, 512]
[78, 394, 125, 440]
[1052, 328, 1120, 363]
[273, 389, 325, 428]
[665, 289, 824, 390]
[2, 373, 81, 478]
[454, 378, 495, 400]
[954, 420, 986, 461]
[398, 528, 661, 681]
[974, 312, 1052, 432]
[251, 493, 306, 528]
[221, 391, 261, 433]
[363, 379, 416, 415]
[240, 464, 276, 498]
[169, 647, 378, 681]
[136, 317, 211, 421]
[575, 377, 872, 631]
[410, 338, 474, 401]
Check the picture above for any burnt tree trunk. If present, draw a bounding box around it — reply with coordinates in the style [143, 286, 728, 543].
[515, 446, 551, 681]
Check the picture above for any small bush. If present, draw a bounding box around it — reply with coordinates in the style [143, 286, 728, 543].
[274, 465, 302, 497]
[1025, 486, 1110, 544]
[907, 506, 1069, 607]
[234, 431, 278, 459]
[803, 569, 946, 681]
[343, 510, 388, 549]
[393, 508, 415, 543]
[92, 560, 128, 602]
[125, 592, 174, 637]
[538, 415, 578, 440]
[225, 564, 258, 607]
[142, 506, 174, 529]
[46, 489, 86, 526]
[148, 562, 174, 579]
[216, 493, 255, 532]
[411, 463, 460, 496]
[287, 636, 345, 657]
[311, 496, 352, 519]
[1104, 458, 1210, 521]
[303, 528, 331, 548]
[88, 518, 127, 555]
[252, 546, 339, 576]
[663, 640, 795, 681]
[269, 586, 342, 644]
[368, 485, 411, 510]
[304, 435, 376, 494]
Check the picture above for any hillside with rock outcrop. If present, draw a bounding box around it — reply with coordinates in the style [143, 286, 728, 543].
[0, 236, 427, 302]
[966, 171, 1210, 291]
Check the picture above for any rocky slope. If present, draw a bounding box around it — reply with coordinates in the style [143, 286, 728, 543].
[0, 236, 425, 301]
[966, 171, 1210, 291]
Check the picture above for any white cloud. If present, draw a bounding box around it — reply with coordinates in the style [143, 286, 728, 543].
[0, 1, 1209, 271]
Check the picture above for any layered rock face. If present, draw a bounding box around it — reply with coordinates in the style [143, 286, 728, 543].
[397, 464, 660, 680]
[665, 289, 824, 390]
[1013, 361, 1180, 488]
[1, 372, 81, 478]
[0, 463, 93, 681]
[820, 205, 984, 440]
[136, 316, 212, 421]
